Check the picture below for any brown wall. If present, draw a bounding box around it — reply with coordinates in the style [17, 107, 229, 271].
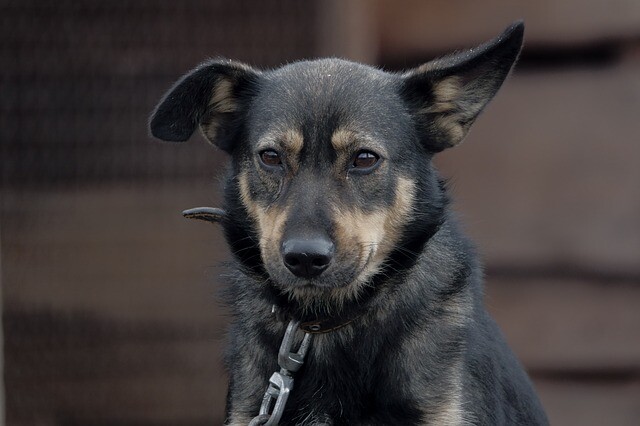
[374, 2, 640, 424]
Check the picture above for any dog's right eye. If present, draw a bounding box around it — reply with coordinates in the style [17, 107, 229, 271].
[350, 150, 380, 174]
[259, 150, 282, 167]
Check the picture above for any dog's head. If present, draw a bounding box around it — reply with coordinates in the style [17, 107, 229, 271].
[150, 22, 523, 308]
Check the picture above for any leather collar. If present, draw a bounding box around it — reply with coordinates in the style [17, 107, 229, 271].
[299, 313, 365, 334]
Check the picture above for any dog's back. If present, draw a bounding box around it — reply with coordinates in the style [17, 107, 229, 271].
[151, 21, 548, 425]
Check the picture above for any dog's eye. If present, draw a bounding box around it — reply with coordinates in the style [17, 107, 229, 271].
[259, 150, 282, 167]
[352, 151, 379, 170]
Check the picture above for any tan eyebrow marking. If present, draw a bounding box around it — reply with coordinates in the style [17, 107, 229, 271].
[331, 128, 356, 152]
[330, 127, 387, 159]
[281, 128, 304, 157]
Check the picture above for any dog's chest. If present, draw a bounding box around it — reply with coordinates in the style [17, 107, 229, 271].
[272, 336, 424, 425]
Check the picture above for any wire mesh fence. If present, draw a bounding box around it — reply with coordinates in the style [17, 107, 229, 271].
[1, 1, 321, 424]
[1, 0, 318, 187]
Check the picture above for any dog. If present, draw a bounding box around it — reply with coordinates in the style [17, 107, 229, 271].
[150, 21, 548, 425]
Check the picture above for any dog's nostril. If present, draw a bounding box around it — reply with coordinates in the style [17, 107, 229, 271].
[312, 257, 329, 267]
[285, 255, 300, 267]
[282, 238, 334, 279]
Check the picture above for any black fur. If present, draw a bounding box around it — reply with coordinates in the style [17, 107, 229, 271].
[151, 21, 548, 425]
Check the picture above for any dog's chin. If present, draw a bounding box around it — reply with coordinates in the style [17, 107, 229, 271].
[264, 261, 381, 312]
[269, 269, 357, 290]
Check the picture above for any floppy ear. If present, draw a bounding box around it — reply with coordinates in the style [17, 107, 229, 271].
[401, 21, 524, 152]
[149, 59, 261, 152]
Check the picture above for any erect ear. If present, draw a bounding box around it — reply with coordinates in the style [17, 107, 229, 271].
[401, 21, 524, 152]
[149, 59, 261, 152]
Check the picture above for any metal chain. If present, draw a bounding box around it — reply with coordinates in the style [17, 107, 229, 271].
[248, 319, 313, 426]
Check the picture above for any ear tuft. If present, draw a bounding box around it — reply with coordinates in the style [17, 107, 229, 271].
[149, 59, 260, 151]
[401, 21, 524, 152]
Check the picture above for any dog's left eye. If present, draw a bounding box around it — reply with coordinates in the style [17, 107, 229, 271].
[259, 150, 282, 167]
[351, 150, 379, 170]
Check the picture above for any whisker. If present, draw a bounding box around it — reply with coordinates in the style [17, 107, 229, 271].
[231, 244, 260, 256]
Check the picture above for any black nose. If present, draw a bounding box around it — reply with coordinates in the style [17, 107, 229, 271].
[281, 238, 334, 278]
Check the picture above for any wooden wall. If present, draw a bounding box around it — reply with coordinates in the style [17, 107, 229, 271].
[369, 1, 640, 424]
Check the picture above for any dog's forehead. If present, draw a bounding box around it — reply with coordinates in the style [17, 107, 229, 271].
[268, 58, 388, 89]
[248, 59, 404, 147]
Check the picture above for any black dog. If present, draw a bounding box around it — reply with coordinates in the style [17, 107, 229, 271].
[150, 21, 548, 425]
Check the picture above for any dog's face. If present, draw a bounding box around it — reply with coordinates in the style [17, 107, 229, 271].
[150, 22, 524, 306]
[236, 61, 421, 295]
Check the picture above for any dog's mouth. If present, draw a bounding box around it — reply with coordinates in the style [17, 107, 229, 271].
[268, 261, 362, 290]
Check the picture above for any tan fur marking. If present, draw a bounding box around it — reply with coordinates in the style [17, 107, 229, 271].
[281, 129, 304, 173]
[238, 171, 261, 227]
[333, 208, 387, 273]
[422, 361, 467, 425]
[420, 77, 461, 115]
[238, 171, 289, 264]
[419, 76, 467, 146]
[434, 115, 465, 144]
[258, 205, 289, 264]
[200, 78, 237, 143]
[435, 77, 462, 104]
[441, 289, 473, 329]
[282, 128, 304, 156]
[378, 176, 417, 257]
[209, 78, 236, 113]
[334, 177, 416, 288]
[331, 128, 356, 152]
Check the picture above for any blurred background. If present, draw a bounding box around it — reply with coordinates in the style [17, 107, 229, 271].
[1, 0, 639, 424]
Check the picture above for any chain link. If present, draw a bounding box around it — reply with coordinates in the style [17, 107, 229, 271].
[248, 319, 313, 426]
